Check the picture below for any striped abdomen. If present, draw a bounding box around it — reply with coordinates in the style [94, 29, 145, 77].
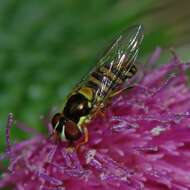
[86, 63, 137, 100]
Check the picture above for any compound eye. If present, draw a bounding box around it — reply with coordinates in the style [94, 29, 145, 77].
[51, 113, 61, 128]
[65, 120, 82, 141]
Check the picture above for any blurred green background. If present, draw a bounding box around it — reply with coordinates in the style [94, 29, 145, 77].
[0, 0, 190, 151]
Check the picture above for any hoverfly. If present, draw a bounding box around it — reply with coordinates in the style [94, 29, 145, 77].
[51, 25, 144, 149]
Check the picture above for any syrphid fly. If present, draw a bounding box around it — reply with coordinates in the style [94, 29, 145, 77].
[51, 25, 144, 149]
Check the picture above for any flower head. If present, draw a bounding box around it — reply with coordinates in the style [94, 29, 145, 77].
[1, 49, 190, 190]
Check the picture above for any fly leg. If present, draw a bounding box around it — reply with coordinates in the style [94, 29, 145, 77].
[76, 126, 89, 151]
[109, 86, 134, 98]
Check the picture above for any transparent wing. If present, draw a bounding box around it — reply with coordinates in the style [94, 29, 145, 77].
[72, 25, 144, 107]
[95, 25, 144, 99]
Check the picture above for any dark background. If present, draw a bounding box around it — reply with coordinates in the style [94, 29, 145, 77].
[0, 0, 190, 150]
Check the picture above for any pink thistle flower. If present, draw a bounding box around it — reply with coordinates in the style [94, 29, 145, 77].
[1, 49, 190, 190]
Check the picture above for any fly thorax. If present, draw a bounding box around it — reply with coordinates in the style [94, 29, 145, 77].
[63, 93, 92, 123]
